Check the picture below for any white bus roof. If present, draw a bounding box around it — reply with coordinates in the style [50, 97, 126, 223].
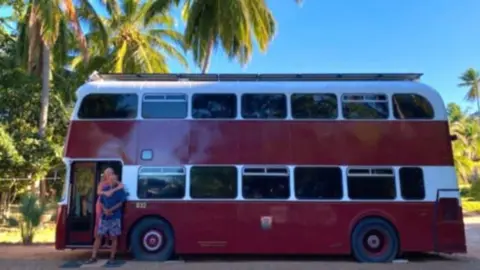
[76, 72, 442, 105]
[88, 72, 423, 82]
[74, 72, 447, 120]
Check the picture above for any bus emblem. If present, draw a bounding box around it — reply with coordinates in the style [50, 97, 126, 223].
[260, 216, 272, 230]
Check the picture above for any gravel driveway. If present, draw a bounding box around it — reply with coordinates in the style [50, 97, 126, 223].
[1, 218, 480, 269]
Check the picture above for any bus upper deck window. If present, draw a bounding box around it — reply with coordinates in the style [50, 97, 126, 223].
[78, 93, 138, 119]
[192, 94, 237, 119]
[142, 94, 188, 119]
[342, 94, 389, 120]
[241, 94, 287, 119]
[392, 94, 434, 119]
[291, 93, 338, 119]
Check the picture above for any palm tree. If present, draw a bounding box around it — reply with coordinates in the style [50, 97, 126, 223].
[16, 0, 92, 138]
[146, 0, 301, 73]
[448, 102, 480, 184]
[72, 0, 187, 74]
[459, 68, 480, 114]
[14, 0, 93, 200]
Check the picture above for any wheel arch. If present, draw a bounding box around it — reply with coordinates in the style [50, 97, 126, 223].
[350, 214, 401, 255]
[126, 215, 175, 252]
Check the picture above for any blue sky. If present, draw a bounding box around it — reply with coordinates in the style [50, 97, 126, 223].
[2, 0, 480, 110]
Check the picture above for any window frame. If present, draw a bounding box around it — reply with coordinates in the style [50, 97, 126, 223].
[240, 93, 288, 120]
[341, 93, 390, 120]
[241, 166, 291, 200]
[77, 93, 139, 120]
[141, 93, 188, 119]
[137, 166, 186, 200]
[399, 167, 426, 200]
[290, 93, 339, 120]
[391, 93, 435, 120]
[189, 165, 239, 200]
[346, 167, 396, 200]
[293, 166, 343, 200]
[191, 93, 238, 120]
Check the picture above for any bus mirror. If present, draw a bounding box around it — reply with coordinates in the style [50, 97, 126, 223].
[450, 134, 458, 141]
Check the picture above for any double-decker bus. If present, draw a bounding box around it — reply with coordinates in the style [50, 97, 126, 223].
[55, 73, 466, 263]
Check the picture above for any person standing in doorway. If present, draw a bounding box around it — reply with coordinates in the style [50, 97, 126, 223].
[94, 168, 124, 241]
[85, 174, 126, 266]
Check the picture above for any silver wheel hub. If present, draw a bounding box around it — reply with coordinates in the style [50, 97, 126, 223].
[142, 231, 162, 251]
[367, 235, 380, 249]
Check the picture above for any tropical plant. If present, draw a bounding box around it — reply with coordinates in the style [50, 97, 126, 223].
[458, 68, 480, 114]
[5, 194, 47, 244]
[448, 102, 480, 184]
[146, 0, 300, 73]
[71, 0, 188, 74]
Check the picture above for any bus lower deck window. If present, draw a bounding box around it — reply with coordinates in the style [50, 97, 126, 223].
[190, 166, 237, 199]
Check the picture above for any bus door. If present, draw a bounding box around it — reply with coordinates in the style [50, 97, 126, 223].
[65, 160, 122, 247]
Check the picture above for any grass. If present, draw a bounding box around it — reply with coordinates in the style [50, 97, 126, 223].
[0, 222, 55, 244]
[462, 198, 480, 213]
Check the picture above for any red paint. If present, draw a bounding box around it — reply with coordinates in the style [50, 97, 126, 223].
[116, 202, 463, 254]
[55, 205, 66, 250]
[65, 120, 453, 166]
[58, 119, 466, 256]
[57, 201, 465, 255]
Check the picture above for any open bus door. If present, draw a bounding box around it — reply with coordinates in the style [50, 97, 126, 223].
[65, 160, 122, 247]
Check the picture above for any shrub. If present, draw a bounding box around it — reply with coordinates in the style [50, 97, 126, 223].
[5, 194, 47, 245]
[460, 186, 471, 198]
[470, 180, 480, 201]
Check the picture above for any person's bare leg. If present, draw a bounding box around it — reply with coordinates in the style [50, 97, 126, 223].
[109, 236, 118, 260]
[91, 235, 102, 259]
[85, 235, 102, 264]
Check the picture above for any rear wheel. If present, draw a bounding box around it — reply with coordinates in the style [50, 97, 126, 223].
[130, 217, 174, 261]
[351, 218, 399, 263]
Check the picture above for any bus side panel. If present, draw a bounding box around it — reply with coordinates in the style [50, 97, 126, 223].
[65, 121, 138, 164]
[55, 205, 67, 250]
[66, 121, 454, 166]
[121, 201, 437, 255]
[435, 198, 467, 253]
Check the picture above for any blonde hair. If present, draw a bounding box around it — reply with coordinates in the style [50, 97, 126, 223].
[102, 167, 114, 182]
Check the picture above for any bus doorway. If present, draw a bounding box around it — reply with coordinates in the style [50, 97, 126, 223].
[65, 160, 122, 247]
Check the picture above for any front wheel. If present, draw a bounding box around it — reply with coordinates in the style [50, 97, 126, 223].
[129, 217, 175, 261]
[351, 217, 399, 263]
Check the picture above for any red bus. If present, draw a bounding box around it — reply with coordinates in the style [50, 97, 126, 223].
[55, 73, 466, 263]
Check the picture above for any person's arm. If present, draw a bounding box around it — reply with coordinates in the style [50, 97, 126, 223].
[111, 180, 124, 192]
[97, 183, 105, 196]
[107, 201, 123, 213]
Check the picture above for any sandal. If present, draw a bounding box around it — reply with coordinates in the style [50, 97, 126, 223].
[84, 257, 98, 264]
[105, 259, 116, 266]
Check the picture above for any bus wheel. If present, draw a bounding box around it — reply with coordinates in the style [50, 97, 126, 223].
[351, 217, 398, 263]
[130, 217, 174, 261]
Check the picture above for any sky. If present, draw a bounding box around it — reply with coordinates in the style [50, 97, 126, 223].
[2, 0, 480, 110]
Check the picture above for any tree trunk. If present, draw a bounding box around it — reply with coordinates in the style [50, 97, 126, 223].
[201, 39, 214, 74]
[39, 43, 50, 138]
[27, 4, 41, 76]
[476, 97, 480, 116]
[38, 43, 51, 203]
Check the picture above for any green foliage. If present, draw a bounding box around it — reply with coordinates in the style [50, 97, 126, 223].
[470, 181, 480, 201]
[448, 102, 480, 184]
[70, 0, 187, 74]
[5, 194, 47, 244]
[0, 68, 68, 180]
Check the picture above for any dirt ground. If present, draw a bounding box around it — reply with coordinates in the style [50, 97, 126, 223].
[1, 217, 480, 269]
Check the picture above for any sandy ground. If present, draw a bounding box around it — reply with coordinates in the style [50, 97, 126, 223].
[1, 217, 480, 269]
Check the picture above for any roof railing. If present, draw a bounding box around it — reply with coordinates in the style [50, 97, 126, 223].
[88, 71, 423, 82]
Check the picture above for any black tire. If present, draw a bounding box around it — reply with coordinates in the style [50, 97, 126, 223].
[129, 217, 175, 261]
[351, 217, 399, 263]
